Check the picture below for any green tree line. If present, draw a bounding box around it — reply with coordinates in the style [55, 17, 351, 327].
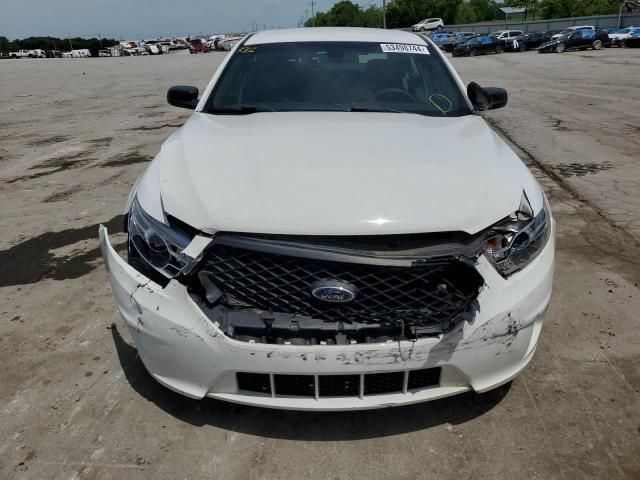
[304, 0, 623, 28]
[0, 36, 118, 53]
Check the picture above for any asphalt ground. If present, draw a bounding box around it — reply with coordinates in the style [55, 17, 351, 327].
[1, 47, 639, 479]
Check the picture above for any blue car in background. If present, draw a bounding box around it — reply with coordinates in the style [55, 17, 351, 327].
[429, 32, 453, 44]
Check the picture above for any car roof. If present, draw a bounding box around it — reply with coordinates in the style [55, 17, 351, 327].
[246, 27, 426, 46]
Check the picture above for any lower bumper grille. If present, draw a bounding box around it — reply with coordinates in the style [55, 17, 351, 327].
[236, 368, 441, 398]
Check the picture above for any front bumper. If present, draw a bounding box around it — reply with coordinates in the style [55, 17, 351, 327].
[100, 224, 554, 411]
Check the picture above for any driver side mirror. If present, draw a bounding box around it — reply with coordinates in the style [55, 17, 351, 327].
[167, 85, 199, 109]
[467, 82, 508, 111]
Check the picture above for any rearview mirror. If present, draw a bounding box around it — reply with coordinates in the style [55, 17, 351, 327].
[467, 82, 508, 111]
[167, 85, 199, 109]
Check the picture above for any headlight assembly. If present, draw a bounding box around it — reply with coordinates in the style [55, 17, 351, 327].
[127, 197, 193, 280]
[483, 192, 552, 277]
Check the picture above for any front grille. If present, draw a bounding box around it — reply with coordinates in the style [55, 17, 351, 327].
[364, 372, 405, 395]
[274, 374, 315, 397]
[198, 242, 483, 331]
[319, 374, 360, 397]
[407, 367, 441, 390]
[236, 368, 441, 397]
[237, 372, 271, 394]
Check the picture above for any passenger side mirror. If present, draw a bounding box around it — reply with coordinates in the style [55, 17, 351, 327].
[167, 85, 199, 109]
[467, 82, 508, 111]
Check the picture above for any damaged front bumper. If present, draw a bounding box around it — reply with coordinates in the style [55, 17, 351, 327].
[99, 224, 554, 411]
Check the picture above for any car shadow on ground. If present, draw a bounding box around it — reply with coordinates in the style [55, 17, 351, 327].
[111, 323, 510, 441]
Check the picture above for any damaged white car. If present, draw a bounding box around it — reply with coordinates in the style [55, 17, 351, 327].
[100, 27, 554, 411]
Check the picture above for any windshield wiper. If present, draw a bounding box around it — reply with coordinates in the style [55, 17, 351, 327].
[207, 105, 276, 115]
[349, 105, 404, 113]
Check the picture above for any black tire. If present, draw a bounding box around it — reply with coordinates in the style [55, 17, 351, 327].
[495, 44, 504, 54]
[592, 39, 603, 50]
[620, 40, 626, 48]
[519, 43, 527, 52]
[469, 48, 477, 57]
[556, 42, 566, 53]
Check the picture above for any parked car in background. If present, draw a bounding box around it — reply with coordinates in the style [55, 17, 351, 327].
[609, 27, 639, 46]
[624, 27, 640, 47]
[505, 32, 542, 51]
[491, 30, 524, 45]
[439, 31, 476, 52]
[100, 27, 554, 410]
[453, 35, 504, 57]
[429, 32, 453, 44]
[212, 36, 227, 50]
[9, 49, 31, 58]
[539, 29, 609, 52]
[189, 38, 210, 54]
[99, 49, 112, 57]
[220, 36, 241, 51]
[551, 25, 594, 39]
[412, 18, 444, 32]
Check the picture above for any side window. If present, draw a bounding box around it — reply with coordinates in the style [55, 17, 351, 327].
[581, 30, 596, 40]
[480, 36, 491, 44]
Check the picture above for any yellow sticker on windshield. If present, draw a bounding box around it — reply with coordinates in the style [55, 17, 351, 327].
[380, 43, 429, 54]
[239, 46, 256, 54]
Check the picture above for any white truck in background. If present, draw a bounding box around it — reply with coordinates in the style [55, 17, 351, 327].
[9, 50, 31, 58]
[9, 49, 45, 58]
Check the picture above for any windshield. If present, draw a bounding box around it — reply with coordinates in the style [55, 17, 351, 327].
[206, 41, 471, 117]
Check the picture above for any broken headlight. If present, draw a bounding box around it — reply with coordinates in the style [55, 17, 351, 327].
[483, 193, 552, 277]
[128, 197, 193, 279]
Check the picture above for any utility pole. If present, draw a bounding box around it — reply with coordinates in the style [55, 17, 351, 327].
[310, 0, 316, 27]
[383, 0, 387, 29]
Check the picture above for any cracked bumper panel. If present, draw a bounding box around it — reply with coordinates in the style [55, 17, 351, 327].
[100, 223, 554, 410]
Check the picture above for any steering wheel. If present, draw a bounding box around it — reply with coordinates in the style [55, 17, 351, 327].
[375, 88, 417, 102]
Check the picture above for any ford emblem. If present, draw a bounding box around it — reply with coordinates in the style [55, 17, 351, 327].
[310, 280, 358, 303]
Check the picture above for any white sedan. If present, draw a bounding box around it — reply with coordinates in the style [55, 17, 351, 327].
[101, 27, 554, 411]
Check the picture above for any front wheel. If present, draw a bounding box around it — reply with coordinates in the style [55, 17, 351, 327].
[620, 40, 626, 48]
[469, 48, 477, 57]
[556, 42, 566, 53]
[592, 39, 603, 50]
[495, 44, 504, 54]
[519, 43, 527, 52]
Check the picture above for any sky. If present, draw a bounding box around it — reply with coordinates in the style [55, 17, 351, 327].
[0, 0, 360, 40]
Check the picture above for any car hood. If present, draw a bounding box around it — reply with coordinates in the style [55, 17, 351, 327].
[154, 112, 541, 236]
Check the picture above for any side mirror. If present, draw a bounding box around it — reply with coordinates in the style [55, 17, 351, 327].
[467, 82, 508, 111]
[167, 85, 199, 109]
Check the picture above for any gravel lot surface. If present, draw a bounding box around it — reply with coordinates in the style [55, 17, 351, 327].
[1, 48, 639, 480]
